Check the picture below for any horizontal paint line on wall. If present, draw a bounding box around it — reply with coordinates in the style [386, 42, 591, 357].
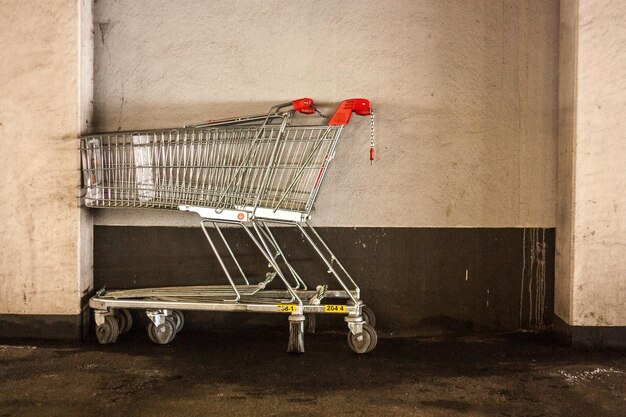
[91, 209, 555, 229]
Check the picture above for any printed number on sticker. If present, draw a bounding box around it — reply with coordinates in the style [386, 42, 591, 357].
[324, 305, 346, 313]
[276, 304, 297, 313]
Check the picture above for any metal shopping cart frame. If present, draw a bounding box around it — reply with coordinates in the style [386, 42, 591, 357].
[82, 98, 377, 353]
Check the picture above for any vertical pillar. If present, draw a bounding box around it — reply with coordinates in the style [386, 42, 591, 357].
[556, 0, 626, 347]
[0, 0, 93, 339]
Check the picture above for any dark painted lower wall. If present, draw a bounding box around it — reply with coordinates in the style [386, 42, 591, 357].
[92, 226, 555, 333]
[554, 316, 626, 348]
[0, 314, 82, 341]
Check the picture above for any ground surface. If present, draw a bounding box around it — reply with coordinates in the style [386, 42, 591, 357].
[0, 330, 624, 417]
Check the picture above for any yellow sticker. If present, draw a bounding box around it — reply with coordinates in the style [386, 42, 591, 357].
[276, 304, 297, 313]
[324, 305, 347, 313]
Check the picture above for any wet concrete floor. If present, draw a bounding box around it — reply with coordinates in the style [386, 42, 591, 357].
[0, 330, 624, 417]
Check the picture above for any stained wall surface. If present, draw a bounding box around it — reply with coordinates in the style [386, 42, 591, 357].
[92, 0, 559, 228]
[87, 0, 560, 332]
[0, 0, 91, 318]
[571, 0, 626, 327]
[555, 0, 577, 325]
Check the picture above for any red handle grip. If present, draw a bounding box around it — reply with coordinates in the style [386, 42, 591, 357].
[292, 98, 316, 114]
[328, 98, 371, 125]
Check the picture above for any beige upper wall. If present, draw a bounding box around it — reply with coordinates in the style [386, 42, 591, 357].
[0, 1, 87, 314]
[571, 0, 626, 326]
[92, 0, 559, 228]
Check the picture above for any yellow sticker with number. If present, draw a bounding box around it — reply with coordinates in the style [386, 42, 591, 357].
[324, 305, 347, 313]
[276, 304, 297, 313]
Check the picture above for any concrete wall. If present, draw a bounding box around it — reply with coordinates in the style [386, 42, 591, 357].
[555, 0, 577, 326]
[92, 0, 559, 228]
[0, 0, 564, 337]
[0, 0, 92, 323]
[555, 0, 625, 346]
[571, 0, 626, 327]
[87, 0, 560, 333]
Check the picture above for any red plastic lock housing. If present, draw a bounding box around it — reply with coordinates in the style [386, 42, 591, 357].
[328, 98, 371, 125]
[292, 98, 316, 114]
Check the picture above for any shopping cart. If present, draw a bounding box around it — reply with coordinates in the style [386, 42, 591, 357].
[82, 98, 377, 353]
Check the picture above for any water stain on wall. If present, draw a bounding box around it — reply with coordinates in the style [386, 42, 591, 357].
[519, 228, 548, 328]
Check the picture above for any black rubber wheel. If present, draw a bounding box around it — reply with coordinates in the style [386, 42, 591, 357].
[347, 323, 377, 354]
[96, 315, 120, 344]
[95, 322, 112, 344]
[147, 317, 176, 345]
[172, 310, 185, 333]
[115, 311, 127, 334]
[361, 306, 377, 328]
[366, 323, 378, 352]
[163, 317, 177, 343]
[147, 322, 159, 344]
[120, 309, 133, 334]
[106, 315, 120, 343]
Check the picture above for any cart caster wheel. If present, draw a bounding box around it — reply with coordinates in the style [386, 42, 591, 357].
[287, 314, 305, 354]
[148, 317, 176, 345]
[118, 309, 133, 334]
[114, 310, 127, 334]
[113, 310, 133, 334]
[305, 313, 316, 334]
[361, 306, 376, 328]
[172, 310, 185, 333]
[96, 315, 120, 345]
[347, 323, 377, 354]
[147, 323, 158, 344]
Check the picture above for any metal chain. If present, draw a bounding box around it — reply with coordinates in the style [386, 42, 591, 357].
[315, 108, 328, 119]
[369, 108, 375, 165]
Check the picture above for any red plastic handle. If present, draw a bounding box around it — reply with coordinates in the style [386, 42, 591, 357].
[292, 98, 316, 114]
[328, 98, 371, 125]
